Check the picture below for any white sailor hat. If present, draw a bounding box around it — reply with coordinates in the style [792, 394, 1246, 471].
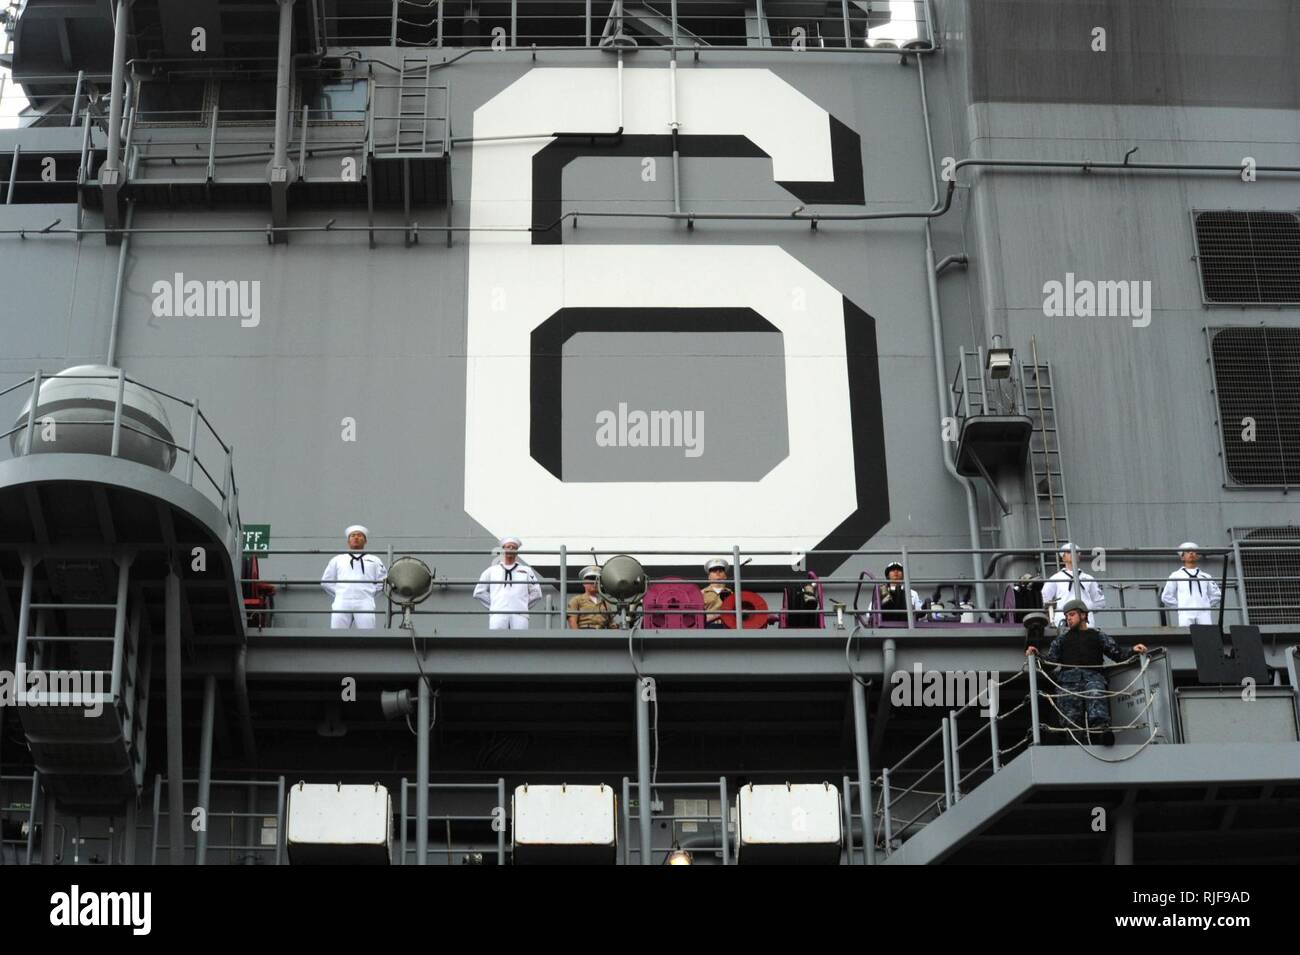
[704, 557, 729, 572]
[345, 525, 369, 538]
[1177, 541, 1200, 555]
[580, 565, 601, 580]
[1058, 541, 1077, 555]
[499, 535, 522, 549]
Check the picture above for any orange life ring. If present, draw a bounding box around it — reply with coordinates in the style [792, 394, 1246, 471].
[720, 590, 770, 629]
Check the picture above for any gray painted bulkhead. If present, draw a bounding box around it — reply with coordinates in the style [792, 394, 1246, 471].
[1, 0, 1298, 864]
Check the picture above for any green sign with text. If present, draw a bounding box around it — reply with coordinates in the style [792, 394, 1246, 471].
[242, 524, 271, 552]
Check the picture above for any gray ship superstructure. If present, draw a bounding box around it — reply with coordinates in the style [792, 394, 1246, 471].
[0, 0, 1298, 865]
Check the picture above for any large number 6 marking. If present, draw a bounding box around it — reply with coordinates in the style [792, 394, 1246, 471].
[465, 68, 887, 573]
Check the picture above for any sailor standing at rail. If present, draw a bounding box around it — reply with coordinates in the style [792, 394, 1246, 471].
[1027, 599, 1148, 747]
[473, 535, 542, 630]
[320, 525, 387, 629]
[1040, 542, 1106, 629]
[701, 557, 735, 629]
[1160, 542, 1222, 626]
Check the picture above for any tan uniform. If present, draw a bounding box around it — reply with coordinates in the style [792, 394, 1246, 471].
[701, 586, 733, 616]
[567, 592, 613, 629]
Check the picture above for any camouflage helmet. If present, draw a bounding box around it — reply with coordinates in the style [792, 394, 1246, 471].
[1061, 598, 1089, 617]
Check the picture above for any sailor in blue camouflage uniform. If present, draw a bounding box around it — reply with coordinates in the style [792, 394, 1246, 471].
[1026, 599, 1147, 746]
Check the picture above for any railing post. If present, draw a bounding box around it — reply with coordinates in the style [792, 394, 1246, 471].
[671, 0, 678, 46]
[275, 776, 286, 865]
[69, 70, 85, 127]
[585, 0, 592, 46]
[880, 768, 893, 856]
[391, 0, 399, 45]
[511, 0, 518, 46]
[901, 544, 916, 629]
[1027, 655, 1042, 744]
[840, 774, 854, 864]
[841, 0, 851, 48]
[949, 708, 961, 802]
[207, 103, 219, 182]
[718, 776, 729, 865]
[755, 0, 765, 45]
[110, 367, 126, 457]
[22, 370, 42, 455]
[732, 544, 743, 628]
[221, 451, 232, 519]
[1231, 540, 1250, 625]
[438, 0, 445, 47]
[5, 144, 18, 204]
[559, 544, 567, 628]
[399, 778, 408, 864]
[988, 679, 1001, 772]
[496, 778, 506, 865]
[941, 717, 953, 808]
[185, 400, 199, 485]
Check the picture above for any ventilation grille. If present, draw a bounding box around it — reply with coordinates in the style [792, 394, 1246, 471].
[1236, 527, 1300, 625]
[1194, 211, 1300, 305]
[1209, 326, 1300, 486]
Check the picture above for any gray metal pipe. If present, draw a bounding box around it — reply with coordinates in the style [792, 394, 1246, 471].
[416, 678, 430, 865]
[104, 0, 130, 176]
[233, 645, 257, 762]
[635, 678, 653, 865]
[196, 673, 216, 865]
[870, 638, 896, 758]
[849, 676, 876, 864]
[918, 55, 988, 614]
[272, 0, 297, 173]
[165, 569, 185, 864]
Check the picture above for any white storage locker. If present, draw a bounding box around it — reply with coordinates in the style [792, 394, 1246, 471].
[736, 783, 842, 865]
[512, 784, 617, 865]
[286, 782, 393, 865]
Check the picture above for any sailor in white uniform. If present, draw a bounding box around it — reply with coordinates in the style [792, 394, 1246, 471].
[473, 535, 542, 630]
[1161, 542, 1222, 626]
[1040, 542, 1106, 628]
[321, 525, 387, 629]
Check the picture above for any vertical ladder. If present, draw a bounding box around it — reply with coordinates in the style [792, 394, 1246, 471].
[395, 56, 431, 155]
[1020, 354, 1071, 574]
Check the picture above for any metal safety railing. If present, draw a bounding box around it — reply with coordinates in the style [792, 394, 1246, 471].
[0, 773, 40, 866]
[397, 778, 506, 864]
[0, 369, 243, 550]
[150, 774, 286, 865]
[229, 542, 1300, 631]
[621, 777, 731, 864]
[317, 0, 935, 51]
[876, 650, 1169, 855]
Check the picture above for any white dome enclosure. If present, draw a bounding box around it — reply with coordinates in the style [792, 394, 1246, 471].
[10, 365, 177, 472]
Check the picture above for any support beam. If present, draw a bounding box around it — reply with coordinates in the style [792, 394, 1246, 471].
[196, 674, 216, 864]
[165, 569, 185, 864]
[269, 0, 297, 242]
[1113, 792, 1135, 865]
[416, 678, 430, 865]
[101, 0, 130, 238]
[635, 677, 652, 865]
[850, 676, 877, 864]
